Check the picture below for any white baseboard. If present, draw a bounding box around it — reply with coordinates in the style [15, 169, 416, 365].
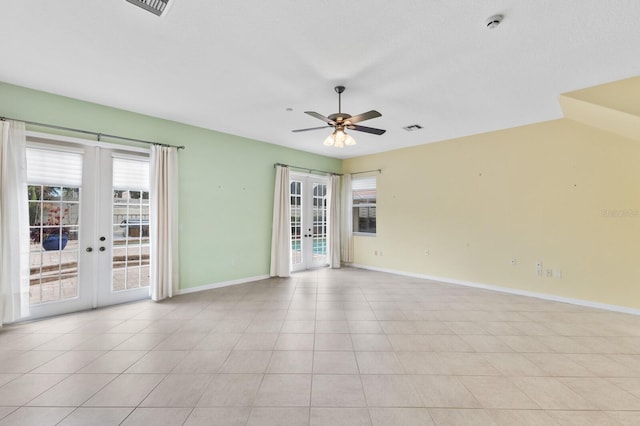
[177, 274, 270, 295]
[351, 264, 640, 316]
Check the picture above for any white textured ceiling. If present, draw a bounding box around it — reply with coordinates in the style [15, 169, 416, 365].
[1, 1, 640, 159]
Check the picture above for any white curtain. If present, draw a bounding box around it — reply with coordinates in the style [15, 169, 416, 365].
[270, 165, 290, 277]
[0, 120, 30, 326]
[327, 174, 341, 268]
[149, 145, 179, 301]
[341, 173, 354, 263]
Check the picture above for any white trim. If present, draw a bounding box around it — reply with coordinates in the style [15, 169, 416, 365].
[27, 131, 150, 154]
[27, 140, 85, 154]
[111, 151, 150, 161]
[176, 275, 270, 295]
[290, 171, 321, 179]
[353, 232, 376, 237]
[350, 264, 640, 316]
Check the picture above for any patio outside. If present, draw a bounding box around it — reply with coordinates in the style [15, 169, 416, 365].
[28, 186, 150, 305]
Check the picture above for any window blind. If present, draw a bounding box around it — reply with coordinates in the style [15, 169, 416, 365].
[351, 176, 376, 191]
[26, 147, 83, 186]
[352, 176, 376, 203]
[113, 157, 150, 191]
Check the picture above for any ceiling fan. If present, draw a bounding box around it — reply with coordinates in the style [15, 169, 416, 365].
[292, 86, 386, 147]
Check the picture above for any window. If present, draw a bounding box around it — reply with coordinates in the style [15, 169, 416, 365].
[26, 147, 83, 304]
[352, 176, 376, 234]
[112, 157, 151, 291]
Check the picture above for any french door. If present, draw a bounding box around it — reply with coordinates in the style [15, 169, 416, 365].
[27, 141, 151, 319]
[290, 174, 328, 272]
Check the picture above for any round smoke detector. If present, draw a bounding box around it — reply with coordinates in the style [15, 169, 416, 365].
[486, 14, 504, 29]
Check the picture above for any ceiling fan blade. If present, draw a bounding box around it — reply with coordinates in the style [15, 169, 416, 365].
[349, 124, 386, 135]
[292, 125, 332, 133]
[305, 111, 336, 125]
[345, 110, 382, 124]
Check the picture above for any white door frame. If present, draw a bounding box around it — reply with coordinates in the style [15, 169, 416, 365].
[290, 173, 328, 272]
[96, 149, 150, 306]
[25, 133, 150, 320]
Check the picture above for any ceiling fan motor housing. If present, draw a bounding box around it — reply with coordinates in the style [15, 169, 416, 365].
[328, 113, 351, 123]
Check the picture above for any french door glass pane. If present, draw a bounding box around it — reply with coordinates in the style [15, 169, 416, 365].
[28, 185, 81, 304]
[312, 183, 327, 263]
[290, 180, 302, 266]
[112, 189, 150, 291]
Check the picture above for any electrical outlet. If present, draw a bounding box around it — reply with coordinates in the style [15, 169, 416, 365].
[546, 269, 553, 278]
[511, 258, 517, 266]
[374, 250, 378, 256]
[536, 268, 543, 277]
[554, 270, 562, 279]
[425, 249, 430, 256]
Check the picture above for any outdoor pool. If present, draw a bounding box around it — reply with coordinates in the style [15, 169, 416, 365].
[291, 239, 327, 255]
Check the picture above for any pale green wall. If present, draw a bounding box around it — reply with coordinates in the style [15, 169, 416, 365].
[0, 82, 341, 290]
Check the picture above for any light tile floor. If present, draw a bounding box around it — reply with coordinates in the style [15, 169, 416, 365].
[1, 267, 640, 425]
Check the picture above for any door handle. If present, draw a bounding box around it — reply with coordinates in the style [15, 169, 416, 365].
[86, 247, 93, 252]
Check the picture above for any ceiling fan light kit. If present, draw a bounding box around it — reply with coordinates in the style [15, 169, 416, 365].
[323, 128, 356, 148]
[293, 86, 386, 148]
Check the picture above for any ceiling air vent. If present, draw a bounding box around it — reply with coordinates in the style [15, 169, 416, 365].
[126, 0, 169, 16]
[403, 124, 423, 132]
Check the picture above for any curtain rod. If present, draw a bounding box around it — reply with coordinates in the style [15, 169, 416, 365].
[274, 162, 342, 176]
[1, 116, 185, 150]
[351, 168, 381, 175]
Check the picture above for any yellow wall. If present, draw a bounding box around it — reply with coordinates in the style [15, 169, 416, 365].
[564, 76, 640, 118]
[344, 118, 640, 309]
[559, 77, 640, 144]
